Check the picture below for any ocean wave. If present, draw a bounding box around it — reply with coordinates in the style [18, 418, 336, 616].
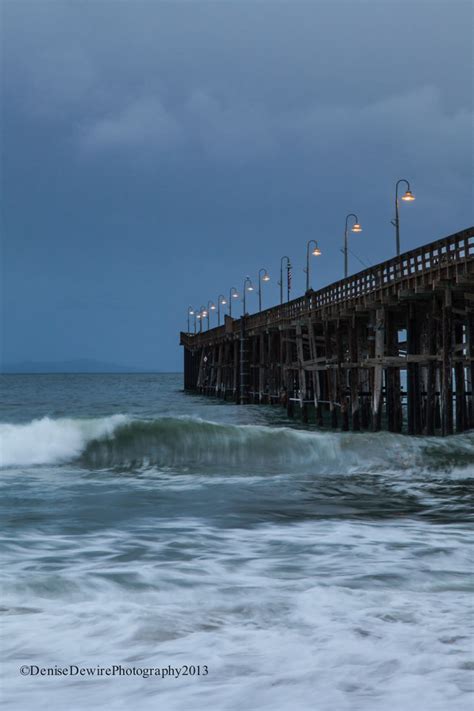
[1, 415, 473, 474]
[0, 415, 128, 468]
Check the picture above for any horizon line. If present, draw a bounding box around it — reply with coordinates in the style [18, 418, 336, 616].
[0, 370, 183, 375]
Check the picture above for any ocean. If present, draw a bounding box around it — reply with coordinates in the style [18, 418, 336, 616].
[0, 373, 473, 711]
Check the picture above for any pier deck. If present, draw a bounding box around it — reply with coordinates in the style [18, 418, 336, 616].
[181, 227, 474, 435]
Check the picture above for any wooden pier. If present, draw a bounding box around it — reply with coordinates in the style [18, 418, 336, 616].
[181, 227, 474, 435]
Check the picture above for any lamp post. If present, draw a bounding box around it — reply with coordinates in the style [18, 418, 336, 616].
[198, 305, 207, 333]
[305, 240, 322, 292]
[343, 213, 362, 278]
[217, 295, 227, 325]
[242, 277, 254, 316]
[258, 268, 270, 311]
[279, 256, 292, 304]
[207, 300, 216, 330]
[392, 179, 415, 256]
[187, 306, 195, 333]
[229, 287, 239, 317]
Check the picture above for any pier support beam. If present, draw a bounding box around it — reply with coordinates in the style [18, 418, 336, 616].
[454, 320, 467, 433]
[349, 318, 360, 431]
[239, 319, 249, 404]
[441, 289, 454, 436]
[371, 307, 385, 431]
[468, 312, 474, 429]
[424, 299, 437, 435]
[407, 304, 422, 435]
[386, 310, 402, 433]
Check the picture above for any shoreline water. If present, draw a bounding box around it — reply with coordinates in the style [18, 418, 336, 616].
[1, 374, 473, 711]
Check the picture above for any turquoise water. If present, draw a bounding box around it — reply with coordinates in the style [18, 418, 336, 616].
[1, 373, 473, 710]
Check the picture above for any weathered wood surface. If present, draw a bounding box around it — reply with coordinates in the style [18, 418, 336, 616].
[181, 227, 474, 435]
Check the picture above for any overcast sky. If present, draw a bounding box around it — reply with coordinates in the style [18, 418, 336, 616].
[1, 0, 473, 371]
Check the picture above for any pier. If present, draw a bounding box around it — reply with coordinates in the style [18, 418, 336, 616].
[181, 227, 474, 435]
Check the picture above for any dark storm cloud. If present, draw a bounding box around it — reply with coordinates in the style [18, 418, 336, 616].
[1, 0, 473, 369]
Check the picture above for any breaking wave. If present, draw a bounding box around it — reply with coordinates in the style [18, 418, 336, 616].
[0, 415, 128, 468]
[1, 415, 473, 474]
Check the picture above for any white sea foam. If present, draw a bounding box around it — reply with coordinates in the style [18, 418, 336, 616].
[1, 518, 472, 711]
[0, 415, 128, 467]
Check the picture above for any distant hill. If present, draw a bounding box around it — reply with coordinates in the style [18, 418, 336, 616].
[1, 359, 152, 374]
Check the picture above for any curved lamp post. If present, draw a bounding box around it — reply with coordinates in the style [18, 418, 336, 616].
[229, 287, 239, 317]
[217, 294, 227, 325]
[198, 305, 207, 333]
[344, 213, 362, 278]
[305, 240, 322, 292]
[242, 277, 254, 316]
[258, 268, 270, 311]
[207, 300, 216, 330]
[279, 256, 292, 304]
[187, 306, 195, 333]
[392, 179, 415, 256]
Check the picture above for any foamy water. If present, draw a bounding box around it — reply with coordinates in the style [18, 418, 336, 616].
[0, 414, 128, 467]
[1, 374, 473, 711]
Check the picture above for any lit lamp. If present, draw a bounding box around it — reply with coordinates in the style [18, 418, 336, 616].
[207, 300, 216, 330]
[344, 213, 362, 278]
[392, 179, 415, 256]
[305, 240, 322, 291]
[229, 287, 239, 317]
[258, 268, 270, 311]
[198, 305, 207, 333]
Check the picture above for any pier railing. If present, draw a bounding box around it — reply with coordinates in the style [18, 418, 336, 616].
[181, 227, 474, 346]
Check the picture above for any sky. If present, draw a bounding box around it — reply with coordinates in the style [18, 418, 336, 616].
[1, 0, 473, 371]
